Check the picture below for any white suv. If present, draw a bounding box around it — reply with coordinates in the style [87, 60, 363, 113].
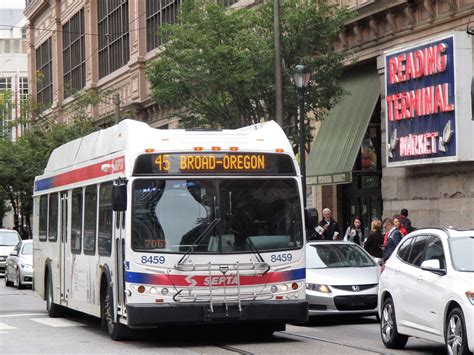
[378, 228, 474, 355]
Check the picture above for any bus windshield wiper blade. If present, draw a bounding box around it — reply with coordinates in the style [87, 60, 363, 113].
[246, 237, 270, 274]
[177, 218, 221, 265]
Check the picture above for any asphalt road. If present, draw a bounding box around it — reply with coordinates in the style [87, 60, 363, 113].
[0, 282, 445, 354]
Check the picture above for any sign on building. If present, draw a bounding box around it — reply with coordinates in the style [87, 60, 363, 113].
[384, 32, 473, 167]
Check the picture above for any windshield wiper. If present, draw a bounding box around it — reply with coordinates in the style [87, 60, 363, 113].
[246, 237, 270, 274]
[177, 217, 221, 265]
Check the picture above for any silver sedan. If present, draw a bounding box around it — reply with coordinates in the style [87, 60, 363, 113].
[5, 240, 33, 289]
[306, 241, 380, 318]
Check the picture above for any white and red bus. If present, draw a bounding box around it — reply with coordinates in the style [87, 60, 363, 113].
[32, 119, 310, 339]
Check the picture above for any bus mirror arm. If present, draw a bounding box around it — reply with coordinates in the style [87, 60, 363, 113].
[113, 178, 128, 212]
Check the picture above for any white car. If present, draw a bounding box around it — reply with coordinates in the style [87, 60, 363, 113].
[378, 228, 474, 355]
[0, 229, 22, 277]
[5, 239, 33, 289]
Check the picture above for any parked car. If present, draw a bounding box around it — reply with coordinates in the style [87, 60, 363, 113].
[0, 229, 22, 277]
[4, 239, 33, 289]
[378, 227, 474, 355]
[306, 241, 380, 318]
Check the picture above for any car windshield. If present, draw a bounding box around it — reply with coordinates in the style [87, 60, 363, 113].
[132, 178, 303, 254]
[306, 243, 375, 269]
[449, 237, 474, 272]
[0, 231, 20, 246]
[21, 243, 33, 255]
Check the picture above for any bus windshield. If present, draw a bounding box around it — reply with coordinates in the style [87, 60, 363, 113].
[132, 178, 303, 254]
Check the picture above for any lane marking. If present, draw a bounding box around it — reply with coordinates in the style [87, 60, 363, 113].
[31, 318, 86, 327]
[0, 313, 46, 318]
[0, 322, 16, 330]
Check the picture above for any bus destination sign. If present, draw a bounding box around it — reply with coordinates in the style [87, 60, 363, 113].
[133, 152, 296, 176]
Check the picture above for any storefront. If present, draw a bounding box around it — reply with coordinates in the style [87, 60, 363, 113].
[307, 25, 474, 231]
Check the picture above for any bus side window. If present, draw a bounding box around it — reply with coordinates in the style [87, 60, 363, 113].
[48, 193, 58, 242]
[71, 188, 83, 254]
[98, 182, 113, 257]
[83, 185, 97, 255]
[39, 195, 48, 241]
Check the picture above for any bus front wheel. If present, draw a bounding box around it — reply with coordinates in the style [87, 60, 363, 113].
[46, 273, 65, 318]
[103, 283, 130, 340]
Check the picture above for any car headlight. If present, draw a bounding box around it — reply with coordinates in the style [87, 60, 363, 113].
[306, 283, 331, 293]
[466, 291, 474, 305]
[20, 264, 32, 270]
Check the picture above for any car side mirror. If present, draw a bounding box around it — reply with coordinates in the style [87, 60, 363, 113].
[9, 251, 18, 257]
[421, 259, 446, 276]
[304, 208, 318, 229]
[112, 179, 128, 212]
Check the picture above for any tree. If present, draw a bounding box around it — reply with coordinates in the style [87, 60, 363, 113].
[147, 0, 351, 150]
[0, 88, 103, 235]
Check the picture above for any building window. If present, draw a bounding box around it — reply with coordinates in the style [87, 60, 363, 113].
[146, 0, 180, 51]
[63, 9, 86, 97]
[0, 77, 12, 138]
[36, 38, 53, 106]
[98, 0, 130, 78]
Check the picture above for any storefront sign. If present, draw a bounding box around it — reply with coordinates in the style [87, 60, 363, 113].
[385, 32, 473, 166]
[306, 172, 352, 185]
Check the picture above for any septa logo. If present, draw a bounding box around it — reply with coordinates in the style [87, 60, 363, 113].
[204, 275, 239, 286]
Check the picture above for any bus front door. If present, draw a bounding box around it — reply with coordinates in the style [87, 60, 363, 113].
[114, 211, 126, 317]
[59, 192, 68, 305]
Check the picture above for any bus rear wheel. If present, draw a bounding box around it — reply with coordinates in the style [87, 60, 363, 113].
[103, 283, 130, 341]
[46, 273, 65, 318]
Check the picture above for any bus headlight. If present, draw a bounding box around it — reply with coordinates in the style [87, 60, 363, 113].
[271, 285, 278, 293]
[161, 288, 169, 296]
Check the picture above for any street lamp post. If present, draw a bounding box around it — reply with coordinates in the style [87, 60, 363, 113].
[293, 64, 311, 207]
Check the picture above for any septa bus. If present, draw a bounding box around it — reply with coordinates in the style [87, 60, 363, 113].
[32, 119, 312, 340]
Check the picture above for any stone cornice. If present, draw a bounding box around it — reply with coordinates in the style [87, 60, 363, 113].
[336, 0, 473, 52]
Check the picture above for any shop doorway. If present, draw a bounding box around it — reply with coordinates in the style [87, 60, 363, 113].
[341, 100, 382, 238]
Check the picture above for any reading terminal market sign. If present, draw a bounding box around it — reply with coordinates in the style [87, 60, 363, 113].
[384, 32, 474, 167]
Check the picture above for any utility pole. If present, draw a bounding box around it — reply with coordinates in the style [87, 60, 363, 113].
[113, 93, 120, 124]
[274, 0, 284, 127]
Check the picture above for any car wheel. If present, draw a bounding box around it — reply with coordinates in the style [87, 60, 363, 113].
[5, 271, 13, 287]
[380, 297, 409, 349]
[16, 271, 23, 289]
[46, 273, 65, 318]
[446, 307, 471, 355]
[103, 283, 130, 340]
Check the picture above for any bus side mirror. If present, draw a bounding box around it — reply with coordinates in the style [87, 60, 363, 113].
[304, 208, 318, 229]
[112, 180, 127, 212]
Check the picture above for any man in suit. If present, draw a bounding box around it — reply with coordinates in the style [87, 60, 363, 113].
[315, 208, 340, 240]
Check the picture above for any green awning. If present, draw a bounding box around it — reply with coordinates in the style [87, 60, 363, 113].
[306, 66, 379, 185]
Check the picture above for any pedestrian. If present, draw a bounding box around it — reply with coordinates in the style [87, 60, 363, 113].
[393, 216, 407, 236]
[364, 219, 384, 262]
[382, 217, 391, 247]
[315, 208, 340, 240]
[384, 218, 403, 261]
[343, 216, 363, 245]
[399, 208, 415, 233]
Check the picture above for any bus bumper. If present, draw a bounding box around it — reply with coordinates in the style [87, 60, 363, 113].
[126, 300, 308, 328]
